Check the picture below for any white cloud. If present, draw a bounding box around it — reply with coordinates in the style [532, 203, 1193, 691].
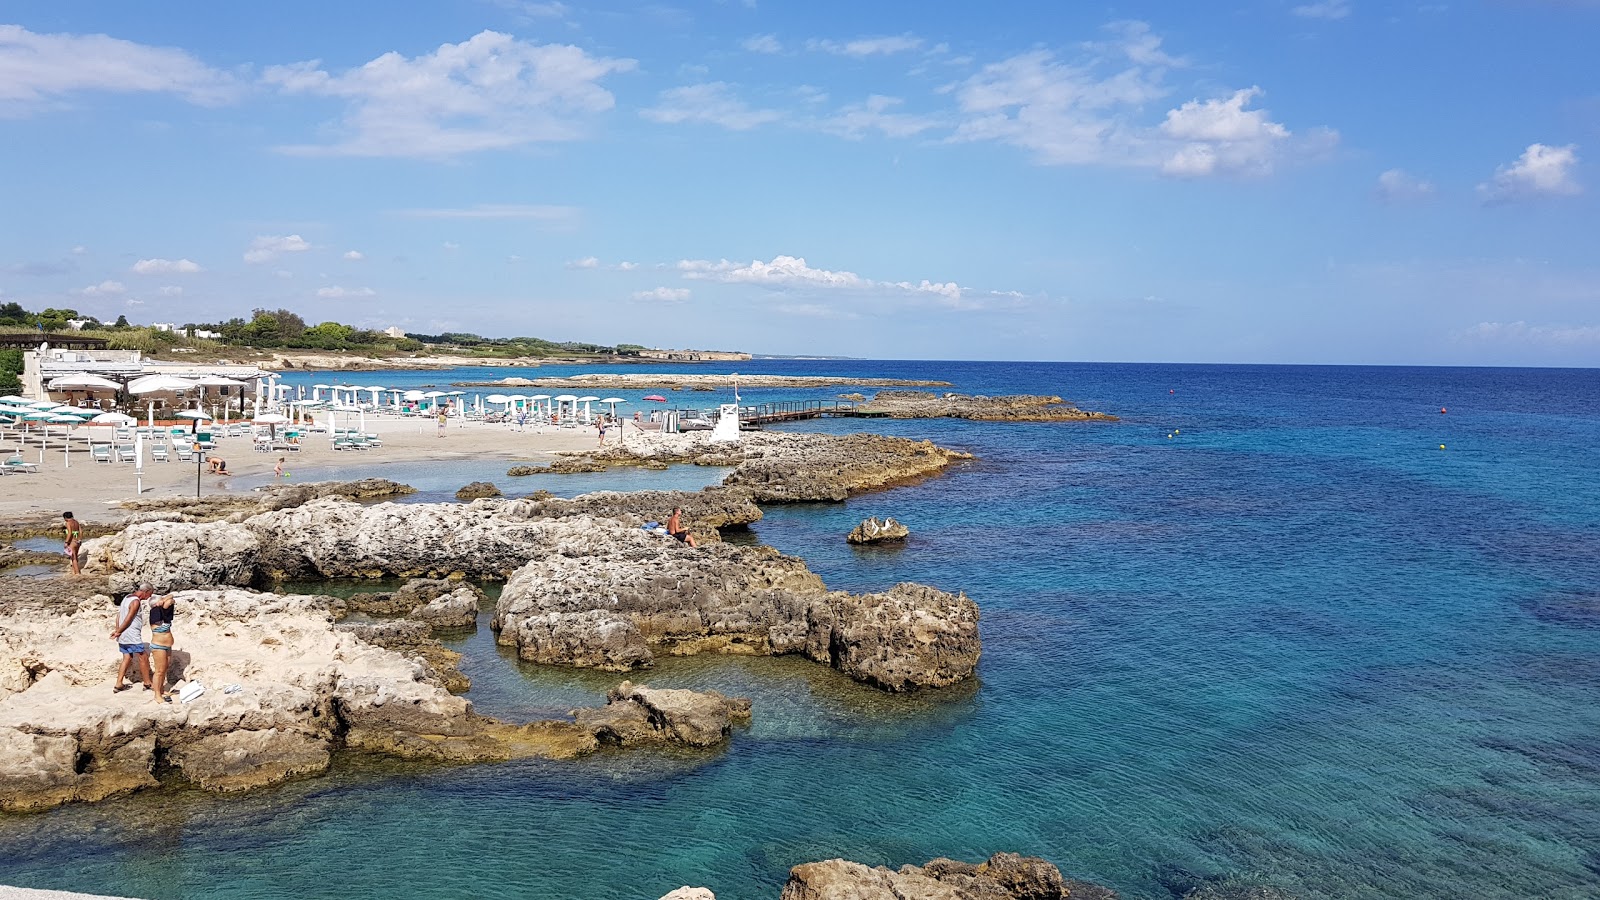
[632, 287, 691, 302]
[315, 286, 377, 299]
[676, 255, 970, 306]
[1375, 168, 1435, 202]
[442, 241, 461, 251]
[948, 24, 1328, 177]
[79, 280, 125, 296]
[244, 234, 311, 264]
[742, 34, 782, 54]
[1461, 321, 1600, 346]
[1478, 143, 1582, 203]
[567, 256, 601, 269]
[807, 36, 923, 57]
[70, 245, 87, 255]
[641, 82, 782, 130]
[0, 25, 238, 113]
[1292, 1, 1352, 19]
[821, 95, 940, 139]
[393, 203, 578, 220]
[262, 31, 636, 158]
[158, 285, 184, 296]
[616, 261, 638, 271]
[131, 257, 202, 275]
[1158, 87, 1291, 176]
[343, 250, 365, 261]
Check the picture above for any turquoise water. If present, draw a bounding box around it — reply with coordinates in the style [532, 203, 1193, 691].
[4, 362, 1599, 899]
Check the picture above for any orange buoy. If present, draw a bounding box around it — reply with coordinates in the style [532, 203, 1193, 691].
[1440, 407, 1447, 414]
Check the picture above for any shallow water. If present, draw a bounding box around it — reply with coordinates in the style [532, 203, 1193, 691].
[4, 362, 1600, 899]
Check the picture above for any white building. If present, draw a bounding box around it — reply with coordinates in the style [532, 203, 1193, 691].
[383, 326, 406, 339]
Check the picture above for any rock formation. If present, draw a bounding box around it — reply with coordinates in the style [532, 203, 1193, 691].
[0, 589, 751, 812]
[116, 478, 417, 524]
[778, 853, 1099, 900]
[856, 390, 1118, 422]
[455, 481, 502, 500]
[493, 531, 980, 691]
[575, 681, 751, 748]
[847, 516, 909, 544]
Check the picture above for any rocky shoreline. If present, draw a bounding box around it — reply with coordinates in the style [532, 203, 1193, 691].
[454, 373, 952, 389]
[856, 390, 1119, 422]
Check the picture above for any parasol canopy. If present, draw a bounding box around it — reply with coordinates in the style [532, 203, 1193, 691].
[128, 374, 199, 394]
[48, 373, 122, 391]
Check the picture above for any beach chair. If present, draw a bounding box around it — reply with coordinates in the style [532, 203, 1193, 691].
[114, 427, 133, 442]
[91, 444, 112, 464]
[116, 445, 136, 463]
[175, 443, 194, 462]
[150, 443, 169, 462]
[2, 456, 39, 474]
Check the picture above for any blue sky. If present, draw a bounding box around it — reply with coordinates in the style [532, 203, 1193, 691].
[1, 1, 1596, 364]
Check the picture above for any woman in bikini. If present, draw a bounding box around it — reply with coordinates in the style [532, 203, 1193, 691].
[144, 583, 177, 703]
[62, 511, 83, 576]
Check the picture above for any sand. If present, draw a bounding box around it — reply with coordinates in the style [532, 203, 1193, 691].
[0, 416, 631, 521]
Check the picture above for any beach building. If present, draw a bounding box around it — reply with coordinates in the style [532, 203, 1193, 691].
[636, 348, 751, 361]
[16, 341, 274, 407]
[383, 326, 407, 339]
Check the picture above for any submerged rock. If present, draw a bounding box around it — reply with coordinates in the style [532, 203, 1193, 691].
[847, 516, 909, 544]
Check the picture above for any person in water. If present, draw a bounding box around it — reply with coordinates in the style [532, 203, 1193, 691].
[62, 511, 83, 576]
[110, 590, 150, 693]
[142, 582, 177, 703]
[667, 507, 698, 548]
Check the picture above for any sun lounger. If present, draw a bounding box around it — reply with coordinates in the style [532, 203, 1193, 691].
[92, 444, 112, 464]
[175, 444, 194, 462]
[116, 445, 136, 463]
[150, 444, 169, 462]
[2, 456, 39, 474]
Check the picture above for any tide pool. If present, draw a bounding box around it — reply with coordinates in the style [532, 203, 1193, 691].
[3, 361, 1598, 900]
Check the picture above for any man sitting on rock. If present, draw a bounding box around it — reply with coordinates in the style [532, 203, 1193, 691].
[667, 507, 698, 548]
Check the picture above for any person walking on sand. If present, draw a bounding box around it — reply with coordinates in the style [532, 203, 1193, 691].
[62, 511, 83, 576]
[274, 456, 285, 478]
[667, 507, 698, 548]
[110, 590, 151, 693]
[597, 419, 608, 446]
[143, 583, 177, 703]
[438, 403, 449, 437]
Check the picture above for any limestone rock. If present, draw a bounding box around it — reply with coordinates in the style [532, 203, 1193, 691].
[337, 619, 470, 693]
[660, 889, 716, 900]
[847, 516, 909, 544]
[411, 587, 480, 630]
[816, 584, 981, 692]
[856, 391, 1118, 422]
[508, 610, 652, 671]
[456, 481, 502, 500]
[782, 853, 1086, 900]
[166, 728, 331, 792]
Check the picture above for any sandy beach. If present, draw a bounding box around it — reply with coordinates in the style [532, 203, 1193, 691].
[0, 416, 632, 521]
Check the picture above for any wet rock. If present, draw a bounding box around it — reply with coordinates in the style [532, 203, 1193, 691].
[573, 681, 749, 748]
[847, 516, 909, 544]
[456, 481, 502, 500]
[660, 889, 716, 900]
[411, 587, 480, 630]
[166, 728, 331, 792]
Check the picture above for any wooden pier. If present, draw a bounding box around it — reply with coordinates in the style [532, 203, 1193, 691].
[739, 399, 881, 428]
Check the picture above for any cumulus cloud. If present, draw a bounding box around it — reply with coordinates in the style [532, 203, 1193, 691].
[79, 280, 125, 296]
[1292, 1, 1352, 19]
[948, 24, 1329, 177]
[343, 250, 365, 261]
[315, 286, 376, 299]
[632, 287, 690, 302]
[807, 36, 923, 57]
[0, 25, 238, 114]
[1478, 143, 1582, 203]
[262, 31, 636, 158]
[742, 34, 782, 54]
[131, 257, 202, 275]
[393, 203, 577, 220]
[244, 234, 311, 264]
[1375, 168, 1435, 202]
[567, 256, 601, 269]
[616, 261, 638, 271]
[641, 83, 782, 130]
[676, 255, 970, 306]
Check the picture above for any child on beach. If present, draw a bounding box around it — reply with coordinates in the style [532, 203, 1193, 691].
[274, 457, 286, 478]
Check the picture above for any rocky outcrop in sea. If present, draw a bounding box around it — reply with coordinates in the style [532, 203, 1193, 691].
[856, 390, 1118, 422]
[656, 852, 1119, 899]
[847, 516, 909, 544]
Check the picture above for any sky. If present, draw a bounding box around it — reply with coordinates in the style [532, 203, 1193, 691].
[1, 1, 1597, 364]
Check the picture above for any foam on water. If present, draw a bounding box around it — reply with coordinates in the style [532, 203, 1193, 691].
[4, 362, 1599, 900]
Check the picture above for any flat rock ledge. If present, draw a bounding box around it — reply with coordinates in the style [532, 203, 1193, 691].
[660, 852, 1118, 899]
[0, 589, 750, 813]
[82, 501, 980, 693]
[857, 390, 1118, 422]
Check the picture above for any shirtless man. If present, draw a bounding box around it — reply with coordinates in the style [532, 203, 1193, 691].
[62, 511, 83, 576]
[666, 507, 698, 548]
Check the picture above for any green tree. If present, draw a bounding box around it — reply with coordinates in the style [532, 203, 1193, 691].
[113, 314, 130, 328]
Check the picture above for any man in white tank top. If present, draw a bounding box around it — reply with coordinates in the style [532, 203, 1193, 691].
[110, 591, 151, 693]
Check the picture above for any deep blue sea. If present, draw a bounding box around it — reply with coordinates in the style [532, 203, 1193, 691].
[5, 361, 1600, 900]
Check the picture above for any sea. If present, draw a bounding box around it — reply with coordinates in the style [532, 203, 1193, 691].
[3, 360, 1598, 900]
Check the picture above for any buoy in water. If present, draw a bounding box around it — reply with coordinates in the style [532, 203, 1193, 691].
[1440, 407, 1447, 414]
[1175, 429, 1180, 434]
[1169, 389, 1175, 394]
[1167, 434, 1173, 439]
[1439, 444, 1446, 450]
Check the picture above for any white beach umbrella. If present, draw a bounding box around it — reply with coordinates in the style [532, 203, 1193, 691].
[128, 374, 200, 394]
[403, 389, 426, 401]
[48, 372, 122, 391]
[27, 400, 59, 408]
[485, 393, 510, 404]
[0, 395, 28, 404]
[91, 412, 137, 425]
[577, 395, 599, 422]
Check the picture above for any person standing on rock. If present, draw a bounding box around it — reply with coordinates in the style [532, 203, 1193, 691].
[667, 507, 698, 548]
[110, 590, 151, 694]
[62, 511, 83, 576]
[144, 583, 177, 703]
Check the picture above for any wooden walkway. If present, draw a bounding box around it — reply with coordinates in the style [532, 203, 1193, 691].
[740, 399, 883, 427]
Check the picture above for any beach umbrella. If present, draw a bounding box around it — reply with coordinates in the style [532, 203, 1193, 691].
[643, 395, 668, 402]
[0, 395, 27, 404]
[175, 409, 211, 435]
[403, 389, 425, 401]
[48, 372, 122, 391]
[128, 374, 199, 394]
[91, 412, 137, 425]
[27, 400, 59, 408]
[576, 396, 600, 423]
[254, 412, 290, 438]
[312, 384, 329, 402]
